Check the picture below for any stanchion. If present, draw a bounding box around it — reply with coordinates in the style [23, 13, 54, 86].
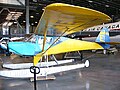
[30, 66, 40, 90]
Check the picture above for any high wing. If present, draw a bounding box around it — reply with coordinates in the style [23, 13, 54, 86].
[34, 3, 111, 65]
[35, 3, 111, 36]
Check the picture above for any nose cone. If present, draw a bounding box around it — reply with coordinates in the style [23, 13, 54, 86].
[8, 42, 42, 56]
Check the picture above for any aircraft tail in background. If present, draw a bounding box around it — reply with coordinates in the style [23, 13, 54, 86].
[95, 27, 110, 49]
[95, 27, 110, 42]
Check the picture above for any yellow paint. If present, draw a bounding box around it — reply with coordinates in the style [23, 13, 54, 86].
[34, 3, 111, 35]
[99, 31, 109, 42]
[100, 35, 104, 42]
[46, 39, 104, 55]
[33, 3, 112, 66]
[34, 52, 44, 66]
[34, 39, 104, 65]
[100, 32, 109, 35]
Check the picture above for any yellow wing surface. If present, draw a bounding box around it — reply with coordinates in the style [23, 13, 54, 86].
[34, 3, 111, 65]
[35, 3, 111, 36]
[46, 39, 104, 55]
[34, 39, 104, 65]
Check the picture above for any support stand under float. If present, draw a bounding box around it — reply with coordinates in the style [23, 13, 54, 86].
[30, 66, 40, 90]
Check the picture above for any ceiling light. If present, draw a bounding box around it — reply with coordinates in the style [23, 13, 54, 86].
[30, 16, 34, 18]
[88, 0, 93, 3]
[42, 8, 45, 11]
[31, 23, 34, 25]
[36, 13, 39, 15]
[35, 21, 37, 23]
[33, 0, 37, 2]
[105, 5, 109, 7]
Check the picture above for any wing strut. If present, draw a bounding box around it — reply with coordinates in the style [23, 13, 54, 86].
[34, 18, 100, 65]
[34, 18, 99, 66]
[34, 26, 69, 66]
[42, 19, 48, 51]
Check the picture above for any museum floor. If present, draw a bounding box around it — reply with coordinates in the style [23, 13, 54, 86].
[0, 51, 119, 90]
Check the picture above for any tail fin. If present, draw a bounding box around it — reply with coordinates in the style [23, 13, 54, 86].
[95, 27, 110, 42]
[95, 27, 110, 49]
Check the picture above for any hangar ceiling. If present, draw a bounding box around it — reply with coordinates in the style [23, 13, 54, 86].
[0, 0, 120, 28]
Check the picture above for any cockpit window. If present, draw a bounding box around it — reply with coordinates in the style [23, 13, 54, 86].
[25, 35, 36, 43]
[38, 37, 44, 45]
[29, 37, 36, 43]
[25, 35, 61, 46]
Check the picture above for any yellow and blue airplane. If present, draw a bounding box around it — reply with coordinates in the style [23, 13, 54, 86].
[5, 3, 113, 66]
[1, 3, 120, 79]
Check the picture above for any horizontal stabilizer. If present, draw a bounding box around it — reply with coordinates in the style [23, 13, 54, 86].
[101, 42, 120, 45]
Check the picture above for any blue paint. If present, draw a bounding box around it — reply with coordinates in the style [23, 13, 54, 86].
[8, 36, 68, 56]
[95, 27, 110, 42]
[8, 42, 41, 56]
[95, 27, 110, 49]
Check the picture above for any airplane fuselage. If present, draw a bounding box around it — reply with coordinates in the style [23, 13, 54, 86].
[8, 35, 69, 56]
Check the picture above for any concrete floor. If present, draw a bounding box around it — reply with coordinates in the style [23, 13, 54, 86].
[0, 51, 120, 90]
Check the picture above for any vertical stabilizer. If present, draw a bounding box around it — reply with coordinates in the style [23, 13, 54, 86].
[95, 27, 110, 49]
[95, 27, 110, 42]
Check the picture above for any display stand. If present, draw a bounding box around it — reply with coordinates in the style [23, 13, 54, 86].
[30, 66, 40, 90]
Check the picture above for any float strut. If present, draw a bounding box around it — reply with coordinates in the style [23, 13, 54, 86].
[30, 66, 40, 90]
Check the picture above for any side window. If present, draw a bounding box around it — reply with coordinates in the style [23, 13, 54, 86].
[29, 36, 36, 43]
[38, 37, 44, 45]
[46, 37, 52, 44]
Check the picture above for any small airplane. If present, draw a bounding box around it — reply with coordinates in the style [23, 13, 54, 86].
[0, 3, 114, 79]
[2, 3, 111, 56]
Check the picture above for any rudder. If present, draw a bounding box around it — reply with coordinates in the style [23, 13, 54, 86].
[95, 27, 110, 49]
[95, 27, 110, 42]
